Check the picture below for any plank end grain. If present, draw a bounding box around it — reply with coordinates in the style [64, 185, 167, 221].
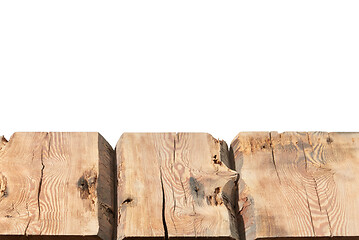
[0, 132, 115, 240]
[231, 132, 359, 240]
[117, 133, 239, 240]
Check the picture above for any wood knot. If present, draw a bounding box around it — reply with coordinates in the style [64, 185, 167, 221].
[119, 197, 135, 212]
[0, 173, 8, 199]
[207, 187, 223, 206]
[189, 177, 205, 205]
[213, 155, 222, 165]
[122, 198, 133, 205]
[327, 137, 333, 144]
[78, 169, 97, 200]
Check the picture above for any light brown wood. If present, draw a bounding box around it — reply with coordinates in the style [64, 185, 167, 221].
[0, 132, 115, 239]
[231, 132, 359, 239]
[117, 133, 239, 239]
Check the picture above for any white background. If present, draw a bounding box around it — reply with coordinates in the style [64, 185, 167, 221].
[1, 0, 358, 147]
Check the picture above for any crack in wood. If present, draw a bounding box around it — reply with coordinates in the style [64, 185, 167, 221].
[159, 167, 168, 240]
[24, 202, 30, 235]
[269, 132, 281, 184]
[24, 219, 31, 236]
[303, 183, 316, 236]
[38, 149, 44, 219]
[302, 133, 334, 236]
[312, 177, 322, 212]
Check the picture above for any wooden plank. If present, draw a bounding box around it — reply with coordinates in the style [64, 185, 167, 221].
[117, 133, 239, 239]
[231, 132, 359, 239]
[0, 132, 115, 239]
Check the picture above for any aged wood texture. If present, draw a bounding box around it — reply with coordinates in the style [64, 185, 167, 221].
[0, 132, 115, 239]
[231, 132, 359, 239]
[117, 133, 239, 239]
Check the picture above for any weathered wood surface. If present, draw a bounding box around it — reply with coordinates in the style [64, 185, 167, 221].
[117, 133, 239, 239]
[0, 132, 115, 239]
[232, 132, 359, 239]
[2, 131, 359, 240]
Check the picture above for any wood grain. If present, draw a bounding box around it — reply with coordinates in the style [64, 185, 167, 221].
[117, 133, 239, 239]
[0, 132, 115, 239]
[231, 132, 359, 239]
